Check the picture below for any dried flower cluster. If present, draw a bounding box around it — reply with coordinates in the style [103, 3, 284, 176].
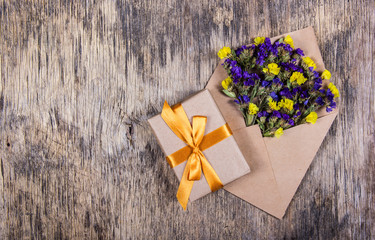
[218, 35, 339, 137]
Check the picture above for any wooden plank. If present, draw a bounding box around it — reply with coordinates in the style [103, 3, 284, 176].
[0, 0, 374, 239]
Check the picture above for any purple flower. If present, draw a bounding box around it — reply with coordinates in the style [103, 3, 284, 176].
[290, 63, 300, 72]
[261, 80, 271, 87]
[330, 101, 337, 108]
[250, 73, 260, 81]
[256, 58, 265, 66]
[295, 48, 304, 56]
[235, 45, 248, 56]
[280, 62, 290, 70]
[270, 91, 279, 101]
[293, 111, 302, 118]
[231, 65, 242, 74]
[243, 72, 259, 85]
[315, 77, 322, 84]
[292, 87, 302, 96]
[272, 111, 281, 118]
[231, 65, 243, 83]
[288, 119, 295, 126]
[300, 90, 309, 99]
[326, 100, 337, 112]
[309, 67, 314, 72]
[234, 95, 250, 104]
[316, 97, 325, 105]
[273, 77, 283, 86]
[264, 38, 271, 46]
[326, 89, 334, 101]
[243, 71, 251, 79]
[304, 99, 309, 105]
[243, 95, 250, 103]
[244, 79, 255, 86]
[256, 44, 268, 65]
[234, 95, 243, 104]
[230, 60, 238, 67]
[270, 46, 278, 56]
[280, 88, 293, 99]
[313, 71, 320, 78]
[282, 114, 290, 120]
[314, 83, 322, 90]
[284, 44, 293, 52]
[257, 111, 269, 118]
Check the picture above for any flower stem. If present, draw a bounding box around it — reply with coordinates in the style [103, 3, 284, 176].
[245, 113, 255, 126]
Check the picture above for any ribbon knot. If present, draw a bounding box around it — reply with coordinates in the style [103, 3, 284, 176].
[187, 146, 203, 181]
[161, 101, 232, 210]
[192, 147, 200, 154]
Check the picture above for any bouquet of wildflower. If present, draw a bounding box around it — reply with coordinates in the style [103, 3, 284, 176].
[217, 35, 339, 138]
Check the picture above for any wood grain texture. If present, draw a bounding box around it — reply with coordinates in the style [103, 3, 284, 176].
[0, 0, 374, 239]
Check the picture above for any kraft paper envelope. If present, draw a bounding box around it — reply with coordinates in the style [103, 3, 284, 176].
[205, 26, 339, 219]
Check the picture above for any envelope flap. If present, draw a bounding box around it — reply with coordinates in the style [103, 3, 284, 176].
[224, 126, 286, 219]
[263, 109, 338, 212]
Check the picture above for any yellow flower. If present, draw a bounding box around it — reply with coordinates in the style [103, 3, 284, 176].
[221, 77, 232, 90]
[254, 37, 265, 46]
[275, 127, 284, 138]
[217, 46, 231, 59]
[328, 83, 340, 98]
[248, 103, 259, 115]
[268, 99, 280, 110]
[263, 63, 281, 75]
[290, 72, 307, 85]
[297, 76, 307, 85]
[306, 112, 318, 124]
[322, 70, 332, 80]
[279, 99, 294, 111]
[302, 57, 317, 70]
[284, 35, 294, 48]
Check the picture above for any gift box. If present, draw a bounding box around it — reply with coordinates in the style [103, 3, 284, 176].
[148, 90, 250, 208]
[205, 26, 339, 218]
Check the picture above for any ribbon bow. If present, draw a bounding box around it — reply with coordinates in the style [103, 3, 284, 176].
[161, 101, 232, 210]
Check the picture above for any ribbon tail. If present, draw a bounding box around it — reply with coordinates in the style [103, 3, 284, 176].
[176, 159, 194, 210]
[200, 155, 223, 192]
[187, 153, 202, 181]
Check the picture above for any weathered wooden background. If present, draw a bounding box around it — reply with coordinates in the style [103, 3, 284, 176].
[0, 0, 374, 239]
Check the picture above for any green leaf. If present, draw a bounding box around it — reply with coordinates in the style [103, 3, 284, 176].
[222, 89, 236, 98]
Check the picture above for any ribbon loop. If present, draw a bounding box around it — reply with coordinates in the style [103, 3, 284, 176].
[161, 101, 231, 210]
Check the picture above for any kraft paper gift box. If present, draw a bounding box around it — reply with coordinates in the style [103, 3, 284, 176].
[205, 26, 339, 219]
[148, 89, 250, 204]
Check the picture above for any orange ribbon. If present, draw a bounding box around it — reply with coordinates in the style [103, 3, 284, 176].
[161, 101, 233, 210]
